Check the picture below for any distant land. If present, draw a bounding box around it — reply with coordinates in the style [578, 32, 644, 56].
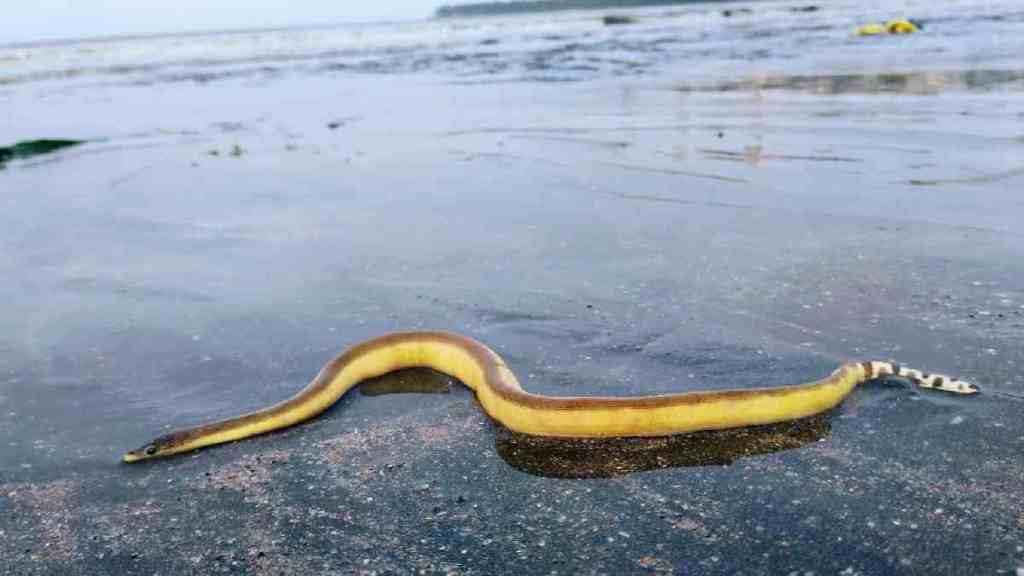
[435, 0, 733, 18]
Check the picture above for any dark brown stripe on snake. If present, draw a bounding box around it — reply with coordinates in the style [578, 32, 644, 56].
[409, 332, 843, 411]
[862, 361, 874, 379]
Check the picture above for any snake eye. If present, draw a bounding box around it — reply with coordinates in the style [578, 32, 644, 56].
[144, 445, 158, 456]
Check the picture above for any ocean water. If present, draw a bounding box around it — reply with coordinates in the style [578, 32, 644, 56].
[2, 0, 1022, 90]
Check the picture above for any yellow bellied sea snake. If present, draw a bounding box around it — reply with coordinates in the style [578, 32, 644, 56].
[122, 331, 977, 462]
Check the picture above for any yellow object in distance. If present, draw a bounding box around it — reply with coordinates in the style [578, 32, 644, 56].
[855, 23, 887, 36]
[855, 19, 920, 36]
[886, 19, 920, 34]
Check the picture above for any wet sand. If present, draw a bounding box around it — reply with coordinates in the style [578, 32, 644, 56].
[2, 66, 1023, 574]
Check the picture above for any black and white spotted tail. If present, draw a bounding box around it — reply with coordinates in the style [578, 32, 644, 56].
[861, 361, 978, 394]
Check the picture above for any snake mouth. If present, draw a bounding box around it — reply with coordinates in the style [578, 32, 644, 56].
[122, 452, 142, 463]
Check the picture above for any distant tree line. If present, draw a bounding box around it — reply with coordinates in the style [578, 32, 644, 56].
[435, 0, 729, 18]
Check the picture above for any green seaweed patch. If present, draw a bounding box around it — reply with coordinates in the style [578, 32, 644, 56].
[0, 139, 86, 168]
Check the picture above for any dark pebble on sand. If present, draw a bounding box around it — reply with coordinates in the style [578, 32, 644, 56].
[602, 15, 636, 26]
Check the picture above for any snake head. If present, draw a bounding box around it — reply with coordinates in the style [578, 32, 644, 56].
[122, 443, 159, 463]
[122, 432, 182, 463]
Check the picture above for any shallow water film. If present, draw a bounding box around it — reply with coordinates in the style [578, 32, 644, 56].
[2, 0, 1023, 574]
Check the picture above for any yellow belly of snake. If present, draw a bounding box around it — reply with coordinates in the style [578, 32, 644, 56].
[122, 331, 977, 462]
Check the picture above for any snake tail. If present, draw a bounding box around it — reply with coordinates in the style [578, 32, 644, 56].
[862, 360, 977, 394]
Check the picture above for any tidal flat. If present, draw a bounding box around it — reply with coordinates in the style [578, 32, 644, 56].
[2, 0, 1023, 573]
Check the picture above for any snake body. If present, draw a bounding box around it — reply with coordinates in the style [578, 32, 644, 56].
[122, 331, 977, 462]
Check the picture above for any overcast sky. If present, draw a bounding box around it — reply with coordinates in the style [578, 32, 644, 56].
[1, 0, 445, 44]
